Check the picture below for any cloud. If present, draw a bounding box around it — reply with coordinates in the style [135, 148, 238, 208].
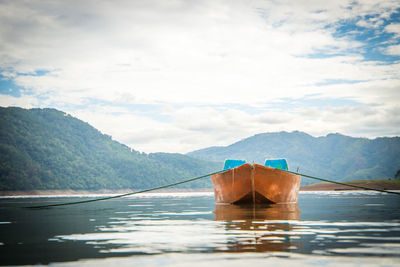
[384, 44, 400, 55]
[0, 0, 399, 152]
[0, 94, 38, 109]
[385, 23, 400, 38]
[59, 99, 398, 153]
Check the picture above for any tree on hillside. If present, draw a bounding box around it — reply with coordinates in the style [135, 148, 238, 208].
[0, 107, 219, 191]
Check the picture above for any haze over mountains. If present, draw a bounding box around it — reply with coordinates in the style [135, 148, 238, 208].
[188, 131, 400, 184]
[0, 107, 399, 191]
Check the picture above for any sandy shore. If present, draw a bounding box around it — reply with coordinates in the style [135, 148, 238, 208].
[300, 180, 400, 191]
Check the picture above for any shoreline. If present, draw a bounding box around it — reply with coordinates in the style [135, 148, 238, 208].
[300, 179, 400, 191]
[0, 188, 214, 197]
[1, 180, 399, 196]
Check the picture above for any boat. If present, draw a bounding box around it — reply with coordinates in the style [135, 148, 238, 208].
[210, 159, 301, 204]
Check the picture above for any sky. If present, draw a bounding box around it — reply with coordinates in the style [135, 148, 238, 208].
[0, 0, 399, 153]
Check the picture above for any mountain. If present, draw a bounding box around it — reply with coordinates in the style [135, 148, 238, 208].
[0, 107, 219, 191]
[187, 131, 400, 185]
[2, 107, 398, 191]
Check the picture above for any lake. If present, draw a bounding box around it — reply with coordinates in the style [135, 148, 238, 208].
[0, 191, 400, 266]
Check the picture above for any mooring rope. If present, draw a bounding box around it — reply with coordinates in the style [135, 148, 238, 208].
[25, 169, 227, 209]
[285, 169, 400, 196]
[25, 167, 400, 209]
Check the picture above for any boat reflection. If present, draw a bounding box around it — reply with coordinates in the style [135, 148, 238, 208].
[214, 204, 301, 253]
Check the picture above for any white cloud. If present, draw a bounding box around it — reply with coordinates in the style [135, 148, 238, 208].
[0, 94, 38, 109]
[60, 100, 398, 153]
[384, 44, 400, 55]
[0, 0, 399, 152]
[385, 23, 400, 38]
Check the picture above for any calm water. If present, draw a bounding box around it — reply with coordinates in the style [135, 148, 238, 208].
[0, 191, 400, 266]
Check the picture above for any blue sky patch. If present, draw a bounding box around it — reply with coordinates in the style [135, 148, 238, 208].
[0, 74, 23, 97]
[315, 79, 367, 86]
[266, 96, 361, 110]
[17, 69, 50, 77]
[331, 8, 400, 63]
[0, 69, 51, 97]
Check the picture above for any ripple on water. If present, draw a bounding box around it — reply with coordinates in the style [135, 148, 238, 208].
[2, 191, 399, 266]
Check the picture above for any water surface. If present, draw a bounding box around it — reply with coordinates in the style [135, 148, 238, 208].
[0, 191, 399, 266]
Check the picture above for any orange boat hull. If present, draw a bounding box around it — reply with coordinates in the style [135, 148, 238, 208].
[211, 163, 301, 204]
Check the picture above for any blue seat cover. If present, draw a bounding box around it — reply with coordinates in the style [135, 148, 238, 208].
[223, 159, 246, 170]
[264, 159, 288, 171]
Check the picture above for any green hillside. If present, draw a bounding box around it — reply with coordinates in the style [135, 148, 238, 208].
[187, 131, 400, 185]
[0, 107, 219, 191]
[1, 107, 398, 190]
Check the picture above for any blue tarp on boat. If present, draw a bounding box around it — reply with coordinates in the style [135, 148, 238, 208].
[223, 159, 246, 170]
[264, 159, 288, 171]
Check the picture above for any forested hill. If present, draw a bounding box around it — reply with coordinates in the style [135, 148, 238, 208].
[0, 107, 219, 191]
[187, 131, 400, 185]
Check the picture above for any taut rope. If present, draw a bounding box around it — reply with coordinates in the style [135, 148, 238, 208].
[25, 168, 400, 209]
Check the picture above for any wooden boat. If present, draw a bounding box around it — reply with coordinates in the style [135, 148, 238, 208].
[211, 160, 301, 204]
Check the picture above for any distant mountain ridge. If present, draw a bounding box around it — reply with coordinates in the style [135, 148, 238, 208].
[187, 131, 400, 185]
[0, 107, 219, 191]
[1, 107, 399, 191]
